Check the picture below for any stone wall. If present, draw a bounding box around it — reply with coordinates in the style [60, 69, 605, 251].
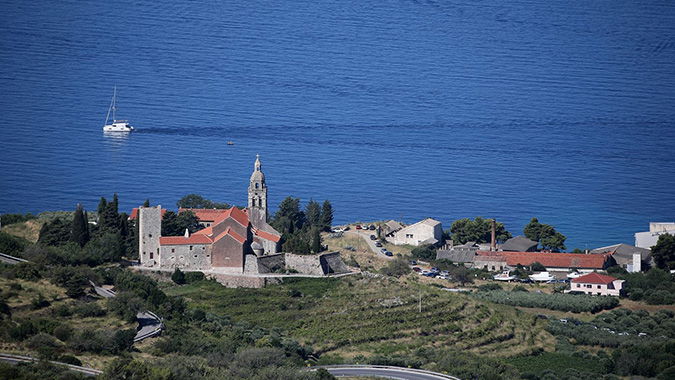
[160, 244, 211, 270]
[320, 251, 349, 274]
[285, 251, 348, 275]
[208, 273, 281, 288]
[139, 206, 162, 267]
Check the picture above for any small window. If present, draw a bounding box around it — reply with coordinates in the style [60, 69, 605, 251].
[597, 285, 601, 289]
[576, 284, 580, 288]
[189, 246, 193, 250]
[194, 255, 198, 258]
[150, 252, 154, 259]
[255, 183, 259, 189]
[171, 248, 175, 253]
[149, 233, 152, 238]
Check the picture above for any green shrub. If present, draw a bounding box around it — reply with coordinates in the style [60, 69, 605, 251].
[185, 271, 205, 283]
[477, 283, 502, 291]
[472, 290, 619, 313]
[53, 324, 74, 341]
[74, 302, 107, 318]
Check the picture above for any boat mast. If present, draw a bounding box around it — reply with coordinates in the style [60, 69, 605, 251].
[104, 86, 115, 126]
[112, 85, 117, 122]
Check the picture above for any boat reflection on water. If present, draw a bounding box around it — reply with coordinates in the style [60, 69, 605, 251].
[103, 130, 131, 148]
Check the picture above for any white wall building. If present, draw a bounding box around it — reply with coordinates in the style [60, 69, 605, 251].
[391, 218, 442, 246]
[635, 222, 675, 249]
[569, 272, 624, 296]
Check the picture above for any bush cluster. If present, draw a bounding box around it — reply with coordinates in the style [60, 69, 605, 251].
[472, 290, 619, 313]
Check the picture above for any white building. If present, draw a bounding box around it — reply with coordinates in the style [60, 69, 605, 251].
[391, 218, 442, 246]
[568, 272, 624, 296]
[635, 222, 675, 249]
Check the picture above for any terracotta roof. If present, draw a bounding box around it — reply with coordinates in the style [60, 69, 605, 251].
[213, 227, 246, 245]
[193, 226, 213, 236]
[253, 228, 281, 243]
[129, 208, 167, 220]
[227, 207, 249, 227]
[571, 272, 618, 284]
[178, 208, 231, 222]
[159, 235, 212, 245]
[476, 251, 610, 269]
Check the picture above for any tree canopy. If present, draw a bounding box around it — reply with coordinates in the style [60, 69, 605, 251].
[651, 233, 675, 270]
[176, 194, 230, 209]
[161, 211, 203, 236]
[70, 204, 90, 247]
[449, 217, 511, 245]
[523, 218, 567, 251]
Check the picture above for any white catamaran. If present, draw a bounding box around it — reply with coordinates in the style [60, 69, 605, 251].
[103, 86, 134, 132]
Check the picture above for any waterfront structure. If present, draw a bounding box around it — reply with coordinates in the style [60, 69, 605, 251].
[137, 156, 281, 272]
[635, 222, 675, 249]
[590, 243, 652, 272]
[501, 236, 538, 252]
[475, 250, 614, 274]
[390, 218, 442, 246]
[568, 272, 624, 296]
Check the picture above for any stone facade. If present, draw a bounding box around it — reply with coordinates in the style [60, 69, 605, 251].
[139, 206, 162, 267]
[285, 252, 349, 275]
[160, 242, 211, 270]
[391, 218, 443, 246]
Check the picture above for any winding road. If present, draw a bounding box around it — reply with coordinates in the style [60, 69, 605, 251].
[314, 365, 460, 379]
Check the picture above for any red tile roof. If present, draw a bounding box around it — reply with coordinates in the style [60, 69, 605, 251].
[571, 272, 618, 284]
[159, 235, 213, 245]
[129, 208, 167, 220]
[253, 228, 281, 243]
[213, 227, 246, 244]
[179, 207, 249, 227]
[476, 251, 610, 269]
[193, 226, 213, 236]
[178, 208, 231, 222]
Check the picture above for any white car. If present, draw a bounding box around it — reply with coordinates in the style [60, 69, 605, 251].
[438, 275, 449, 280]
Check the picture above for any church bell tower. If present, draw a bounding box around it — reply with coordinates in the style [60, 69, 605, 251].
[248, 154, 268, 221]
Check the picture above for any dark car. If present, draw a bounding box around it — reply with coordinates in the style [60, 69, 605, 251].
[430, 267, 440, 273]
[412, 267, 421, 272]
[375, 242, 383, 247]
[519, 278, 534, 283]
[369, 225, 376, 230]
[370, 235, 376, 240]
[409, 260, 417, 265]
[423, 272, 436, 277]
[385, 251, 393, 257]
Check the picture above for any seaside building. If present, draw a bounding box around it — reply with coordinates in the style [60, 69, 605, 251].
[390, 218, 443, 246]
[635, 222, 675, 249]
[137, 156, 281, 272]
[501, 236, 538, 252]
[568, 272, 624, 296]
[590, 244, 652, 272]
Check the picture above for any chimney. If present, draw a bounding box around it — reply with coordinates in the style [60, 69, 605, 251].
[490, 219, 496, 252]
[184, 228, 190, 238]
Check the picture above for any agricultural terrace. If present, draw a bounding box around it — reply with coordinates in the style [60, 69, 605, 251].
[164, 274, 553, 361]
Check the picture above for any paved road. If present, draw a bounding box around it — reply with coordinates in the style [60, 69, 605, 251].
[347, 231, 393, 260]
[0, 252, 28, 265]
[315, 365, 460, 380]
[0, 353, 102, 377]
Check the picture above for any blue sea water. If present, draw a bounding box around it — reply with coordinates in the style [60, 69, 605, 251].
[1, 0, 674, 249]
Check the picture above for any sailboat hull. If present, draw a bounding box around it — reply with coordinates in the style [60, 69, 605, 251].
[103, 121, 134, 132]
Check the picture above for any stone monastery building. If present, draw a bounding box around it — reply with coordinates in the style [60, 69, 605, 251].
[137, 155, 282, 272]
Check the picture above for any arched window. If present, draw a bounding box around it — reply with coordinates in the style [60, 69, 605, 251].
[255, 183, 259, 189]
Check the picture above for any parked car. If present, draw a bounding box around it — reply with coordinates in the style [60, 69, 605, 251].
[412, 267, 421, 272]
[409, 260, 417, 265]
[369, 225, 376, 230]
[438, 275, 449, 280]
[430, 267, 440, 273]
[380, 248, 387, 254]
[385, 251, 393, 257]
[424, 272, 437, 278]
[440, 270, 449, 276]
[370, 235, 376, 240]
[375, 242, 383, 247]
[355, 225, 362, 230]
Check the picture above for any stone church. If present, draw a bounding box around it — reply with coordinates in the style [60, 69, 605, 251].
[137, 155, 282, 272]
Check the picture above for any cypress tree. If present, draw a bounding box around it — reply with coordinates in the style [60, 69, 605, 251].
[97, 197, 108, 227]
[305, 200, 321, 227]
[143, 199, 150, 207]
[320, 200, 333, 232]
[71, 204, 90, 247]
[311, 227, 322, 253]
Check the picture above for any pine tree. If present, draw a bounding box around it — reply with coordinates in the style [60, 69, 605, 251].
[320, 200, 333, 232]
[142, 199, 150, 207]
[71, 204, 90, 247]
